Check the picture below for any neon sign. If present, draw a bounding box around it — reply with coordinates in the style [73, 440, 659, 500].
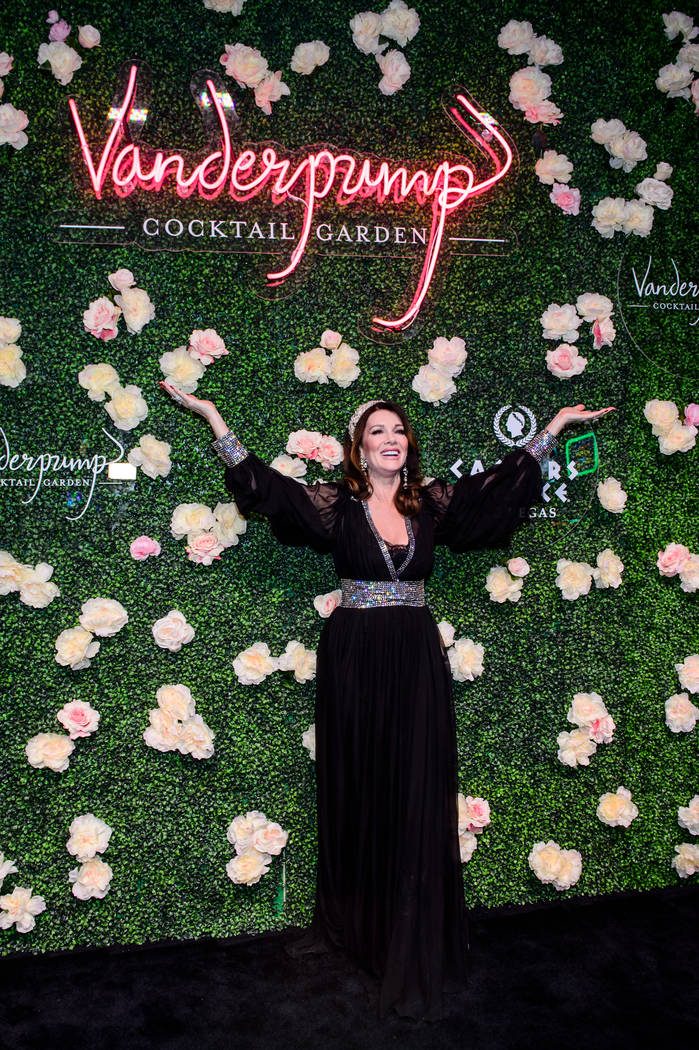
[66, 63, 515, 337]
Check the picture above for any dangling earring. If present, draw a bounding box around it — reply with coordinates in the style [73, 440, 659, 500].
[402, 465, 408, 489]
[360, 453, 368, 474]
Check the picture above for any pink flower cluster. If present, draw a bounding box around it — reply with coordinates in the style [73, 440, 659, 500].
[82, 269, 155, 340]
[286, 430, 343, 471]
[657, 542, 699, 593]
[220, 43, 290, 116]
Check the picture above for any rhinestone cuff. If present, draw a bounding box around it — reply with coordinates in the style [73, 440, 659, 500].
[211, 430, 249, 467]
[340, 578, 425, 609]
[523, 428, 558, 463]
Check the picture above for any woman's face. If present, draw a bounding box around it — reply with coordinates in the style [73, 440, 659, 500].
[359, 409, 408, 480]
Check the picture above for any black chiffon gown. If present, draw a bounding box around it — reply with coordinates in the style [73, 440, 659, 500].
[222, 446, 542, 1021]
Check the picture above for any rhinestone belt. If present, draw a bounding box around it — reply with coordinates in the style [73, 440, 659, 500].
[340, 578, 425, 609]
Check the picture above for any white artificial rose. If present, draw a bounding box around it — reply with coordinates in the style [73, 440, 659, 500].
[0, 103, 28, 150]
[278, 640, 317, 683]
[678, 796, 699, 836]
[233, 642, 278, 685]
[554, 849, 582, 890]
[485, 566, 523, 603]
[663, 11, 698, 41]
[226, 848, 272, 885]
[643, 399, 679, 435]
[376, 49, 411, 96]
[270, 454, 307, 482]
[448, 637, 485, 682]
[555, 559, 594, 600]
[204, 0, 246, 11]
[545, 343, 587, 379]
[104, 383, 149, 431]
[350, 11, 384, 54]
[79, 597, 128, 637]
[678, 41, 699, 69]
[37, 40, 82, 85]
[227, 810, 268, 853]
[679, 554, 699, 594]
[128, 434, 172, 479]
[635, 177, 674, 210]
[66, 814, 112, 862]
[590, 714, 616, 744]
[171, 503, 216, 539]
[293, 346, 331, 383]
[657, 542, 691, 577]
[56, 699, 100, 738]
[540, 303, 582, 341]
[251, 821, 288, 855]
[590, 117, 626, 144]
[144, 708, 182, 751]
[55, 627, 100, 670]
[114, 287, 155, 334]
[302, 723, 316, 760]
[25, 732, 75, 772]
[656, 61, 693, 98]
[328, 342, 360, 387]
[592, 316, 616, 349]
[78, 362, 120, 401]
[509, 66, 552, 108]
[528, 35, 563, 67]
[68, 857, 113, 900]
[151, 609, 195, 651]
[159, 346, 205, 393]
[19, 563, 60, 608]
[575, 293, 614, 323]
[220, 43, 269, 87]
[380, 0, 420, 47]
[412, 363, 456, 404]
[528, 841, 581, 889]
[665, 692, 699, 732]
[459, 831, 478, 862]
[0, 552, 34, 593]
[0, 887, 46, 933]
[497, 19, 536, 55]
[672, 843, 699, 878]
[597, 787, 638, 827]
[622, 200, 654, 237]
[606, 130, 647, 171]
[506, 558, 530, 578]
[313, 589, 342, 618]
[593, 549, 624, 590]
[177, 714, 215, 759]
[676, 654, 699, 693]
[0, 344, 26, 387]
[156, 683, 195, 721]
[437, 619, 455, 647]
[290, 40, 330, 75]
[654, 162, 674, 181]
[319, 329, 342, 350]
[591, 196, 627, 238]
[78, 25, 101, 48]
[213, 501, 247, 547]
[0, 854, 18, 889]
[557, 728, 597, 767]
[657, 421, 697, 454]
[535, 150, 573, 185]
[566, 691, 608, 727]
[83, 296, 121, 340]
[0, 316, 21, 343]
[596, 477, 627, 513]
[428, 336, 467, 378]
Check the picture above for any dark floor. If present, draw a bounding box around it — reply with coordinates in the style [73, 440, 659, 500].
[2, 886, 698, 1050]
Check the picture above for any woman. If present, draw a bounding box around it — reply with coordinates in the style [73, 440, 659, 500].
[160, 380, 614, 1020]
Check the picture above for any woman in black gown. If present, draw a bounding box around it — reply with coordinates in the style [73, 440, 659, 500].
[159, 381, 614, 1021]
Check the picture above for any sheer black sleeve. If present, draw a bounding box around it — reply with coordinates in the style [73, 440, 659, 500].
[212, 432, 344, 553]
[421, 448, 543, 552]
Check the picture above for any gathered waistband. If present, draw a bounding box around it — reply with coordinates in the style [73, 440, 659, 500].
[340, 578, 426, 609]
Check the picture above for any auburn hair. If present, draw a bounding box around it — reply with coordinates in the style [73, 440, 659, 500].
[343, 401, 424, 516]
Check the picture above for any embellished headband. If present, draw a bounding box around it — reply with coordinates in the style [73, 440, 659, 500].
[347, 399, 381, 440]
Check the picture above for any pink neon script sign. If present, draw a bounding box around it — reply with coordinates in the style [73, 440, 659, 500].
[68, 67, 513, 332]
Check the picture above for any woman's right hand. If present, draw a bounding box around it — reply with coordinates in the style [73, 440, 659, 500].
[158, 380, 220, 424]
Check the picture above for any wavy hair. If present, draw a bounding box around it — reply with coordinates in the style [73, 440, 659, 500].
[343, 401, 424, 516]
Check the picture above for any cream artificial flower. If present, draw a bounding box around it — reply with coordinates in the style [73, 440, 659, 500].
[597, 787, 638, 827]
[635, 177, 674, 210]
[78, 362, 120, 401]
[278, 640, 317, 683]
[657, 420, 697, 454]
[528, 35, 563, 67]
[37, 40, 82, 85]
[227, 810, 268, 853]
[678, 796, 699, 836]
[437, 619, 455, 647]
[159, 346, 206, 393]
[575, 293, 614, 323]
[104, 383, 149, 431]
[621, 200, 654, 237]
[213, 501, 247, 547]
[0, 103, 29, 150]
[497, 19, 536, 55]
[672, 843, 699, 878]
[508, 66, 552, 109]
[54, 627, 100, 670]
[528, 841, 582, 890]
[19, 563, 60, 608]
[152, 610, 195, 651]
[427, 336, 467, 378]
[665, 692, 699, 733]
[79, 597, 128, 637]
[557, 728, 597, 767]
[220, 43, 269, 87]
[233, 642, 278, 685]
[66, 814, 113, 861]
[380, 0, 420, 47]
[0, 887, 46, 932]
[270, 454, 307, 482]
[69, 857, 113, 899]
[448, 637, 485, 681]
[606, 129, 647, 171]
[459, 832, 478, 862]
[678, 41, 699, 69]
[290, 40, 330, 75]
[591, 197, 627, 238]
[293, 346, 332, 383]
[676, 655, 699, 693]
[662, 11, 698, 41]
[654, 162, 674, 180]
[679, 554, 699, 593]
[254, 71, 290, 115]
[566, 691, 609, 727]
[0, 316, 21, 343]
[156, 683, 196, 721]
[143, 708, 183, 751]
[535, 150, 573, 185]
[0, 854, 18, 890]
[25, 732, 75, 772]
[643, 399, 679, 435]
[302, 723, 316, 760]
[128, 434, 172, 479]
[593, 548, 624, 590]
[656, 61, 693, 99]
[78, 25, 101, 48]
[485, 566, 523, 603]
[596, 477, 627, 513]
[114, 286, 155, 334]
[328, 342, 360, 387]
[204, 0, 247, 12]
[177, 714, 215, 759]
[540, 303, 582, 341]
[349, 12, 385, 55]
[251, 821, 288, 855]
[313, 590, 342, 618]
[0, 551, 34, 593]
[555, 559, 594, 600]
[226, 848, 272, 885]
[376, 49, 411, 96]
[0, 344, 26, 387]
[545, 343, 587, 379]
[412, 363, 456, 404]
[171, 503, 216, 539]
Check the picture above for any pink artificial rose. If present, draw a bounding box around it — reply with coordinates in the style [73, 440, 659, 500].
[465, 796, 491, 831]
[57, 700, 100, 739]
[253, 71, 290, 116]
[186, 532, 224, 565]
[319, 329, 342, 350]
[692, 80, 699, 115]
[83, 296, 120, 341]
[549, 183, 581, 215]
[592, 316, 616, 348]
[188, 328, 228, 365]
[47, 10, 59, 23]
[657, 542, 691, 577]
[48, 18, 71, 42]
[108, 268, 135, 292]
[130, 535, 161, 560]
[684, 403, 699, 427]
[523, 99, 563, 124]
[316, 435, 343, 470]
[286, 429, 323, 460]
[589, 714, 615, 744]
[0, 53, 13, 77]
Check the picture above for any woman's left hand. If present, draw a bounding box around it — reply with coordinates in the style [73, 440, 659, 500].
[547, 404, 615, 436]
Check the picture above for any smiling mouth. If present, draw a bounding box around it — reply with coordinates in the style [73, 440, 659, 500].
[380, 450, 401, 457]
